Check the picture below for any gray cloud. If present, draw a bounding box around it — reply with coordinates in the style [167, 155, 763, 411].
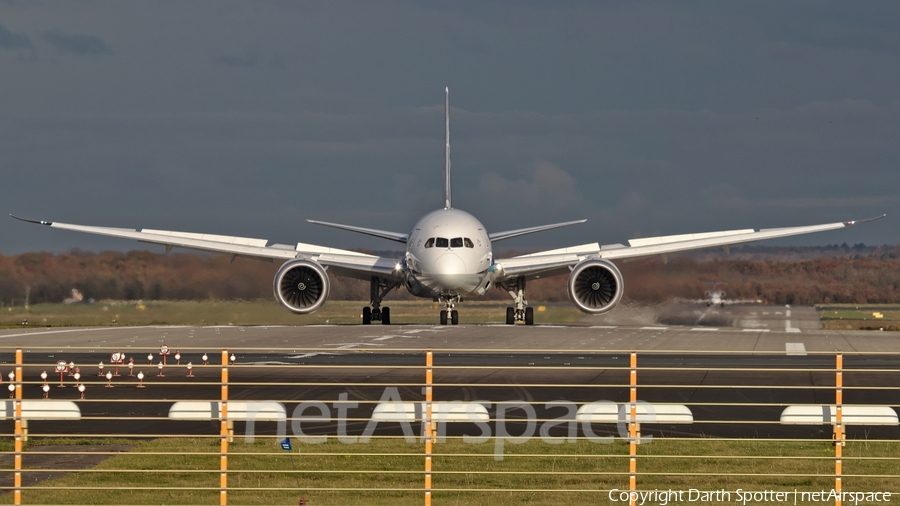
[42, 29, 112, 55]
[214, 50, 258, 68]
[0, 1, 897, 254]
[0, 22, 32, 51]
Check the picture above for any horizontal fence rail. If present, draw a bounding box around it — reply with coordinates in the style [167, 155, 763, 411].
[0, 346, 897, 505]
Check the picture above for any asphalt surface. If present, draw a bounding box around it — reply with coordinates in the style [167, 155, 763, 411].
[0, 305, 897, 442]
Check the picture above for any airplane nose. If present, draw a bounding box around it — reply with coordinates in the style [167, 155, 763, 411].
[433, 253, 466, 275]
[432, 253, 468, 287]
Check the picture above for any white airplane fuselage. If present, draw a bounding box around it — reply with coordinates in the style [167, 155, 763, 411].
[404, 208, 493, 299]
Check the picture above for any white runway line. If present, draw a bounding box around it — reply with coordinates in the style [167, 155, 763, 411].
[640, 327, 668, 330]
[742, 329, 770, 332]
[786, 310, 791, 317]
[691, 327, 719, 331]
[0, 327, 126, 339]
[590, 326, 618, 329]
[785, 320, 801, 333]
[786, 342, 807, 356]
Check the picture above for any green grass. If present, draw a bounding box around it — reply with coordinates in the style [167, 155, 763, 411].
[1, 437, 897, 505]
[817, 304, 900, 331]
[0, 300, 585, 328]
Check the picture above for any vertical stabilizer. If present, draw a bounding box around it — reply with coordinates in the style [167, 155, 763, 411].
[444, 87, 452, 209]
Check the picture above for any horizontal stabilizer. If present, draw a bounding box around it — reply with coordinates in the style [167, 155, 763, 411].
[306, 220, 408, 243]
[489, 219, 586, 242]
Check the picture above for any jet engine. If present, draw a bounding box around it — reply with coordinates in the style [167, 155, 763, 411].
[273, 259, 330, 314]
[567, 259, 624, 314]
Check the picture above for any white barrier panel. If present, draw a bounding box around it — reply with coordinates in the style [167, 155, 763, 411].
[576, 402, 694, 424]
[168, 401, 286, 421]
[780, 405, 899, 425]
[371, 401, 489, 423]
[2, 400, 81, 420]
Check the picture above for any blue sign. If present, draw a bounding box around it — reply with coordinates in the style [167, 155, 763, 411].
[280, 438, 292, 451]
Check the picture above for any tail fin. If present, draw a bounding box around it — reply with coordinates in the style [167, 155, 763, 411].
[444, 87, 452, 210]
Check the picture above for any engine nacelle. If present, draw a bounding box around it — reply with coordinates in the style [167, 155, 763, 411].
[567, 258, 624, 314]
[273, 259, 330, 314]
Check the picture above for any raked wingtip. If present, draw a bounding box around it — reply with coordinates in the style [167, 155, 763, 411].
[844, 214, 886, 226]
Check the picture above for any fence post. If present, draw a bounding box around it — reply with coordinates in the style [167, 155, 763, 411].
[14, 348, 23, 506]
[629, 352, 637, 506]
[424, 350, 433, 506]
[221, 349, 229, 505]
[835, 353, 843, 506]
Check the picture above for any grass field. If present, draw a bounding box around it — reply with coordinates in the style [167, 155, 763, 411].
[1, 436, 897, 505]
[0, 300, 586, 328]
[817, 304, 900, 331]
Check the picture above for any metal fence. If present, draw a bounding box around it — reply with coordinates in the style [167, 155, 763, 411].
[1, 345, 899, 505]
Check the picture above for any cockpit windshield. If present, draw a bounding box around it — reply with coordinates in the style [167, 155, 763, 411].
[423, 237, 475, 249]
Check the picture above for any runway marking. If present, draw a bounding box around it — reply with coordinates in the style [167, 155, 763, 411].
[742, 329, 770, 332]
[372, 336, 397, 341]
[590, 326, 618, 329]
[324, 343, 386, 349]
[640, 327, 668, 330]
[691, 327, 719, 331]
[242, 360, 303, 365]
[785, 320, 801, 333]
[786, 342, 807, 356]
[0, 327, 126, 339]
[786, 310, 791, 317]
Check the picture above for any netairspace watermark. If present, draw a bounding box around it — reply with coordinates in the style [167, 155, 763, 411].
[242, 387, 655, 460]
[608, 489, 892, 505]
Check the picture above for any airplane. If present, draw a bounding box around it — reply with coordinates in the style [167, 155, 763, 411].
[11, 89, 885, 326]
[681, 282, 760, 307]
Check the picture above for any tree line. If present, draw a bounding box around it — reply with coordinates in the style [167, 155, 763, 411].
[1, 245, 898, 307]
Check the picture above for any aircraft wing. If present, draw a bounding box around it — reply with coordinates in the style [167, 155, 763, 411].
[10, 215, 402, 282]
[492, 215, 885, 280]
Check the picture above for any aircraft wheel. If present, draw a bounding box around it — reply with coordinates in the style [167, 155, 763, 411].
[524, 307, 534, 326]
[440, 310, 448, 325]
[382, 307, 391, 325]
[362, 307, 372, 325]
[451, 310, 459, 325]
[506, 307, 514, 325]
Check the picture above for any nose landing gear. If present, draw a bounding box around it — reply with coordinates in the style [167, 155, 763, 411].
[438, 295, 460, 325]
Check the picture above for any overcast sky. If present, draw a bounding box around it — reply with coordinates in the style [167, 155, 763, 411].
[2, 1, 898, 255]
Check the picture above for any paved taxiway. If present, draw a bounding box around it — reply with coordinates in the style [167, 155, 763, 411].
[0, 305, 897, 444]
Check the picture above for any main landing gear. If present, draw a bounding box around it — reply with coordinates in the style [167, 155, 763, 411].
[438, 294, 460, 325]
[362, 277, 399, 325]
[500, 276, 534, 325]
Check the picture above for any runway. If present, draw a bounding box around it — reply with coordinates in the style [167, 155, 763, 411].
[0, 304, 893, 353]
[0, 306, 898, 444]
